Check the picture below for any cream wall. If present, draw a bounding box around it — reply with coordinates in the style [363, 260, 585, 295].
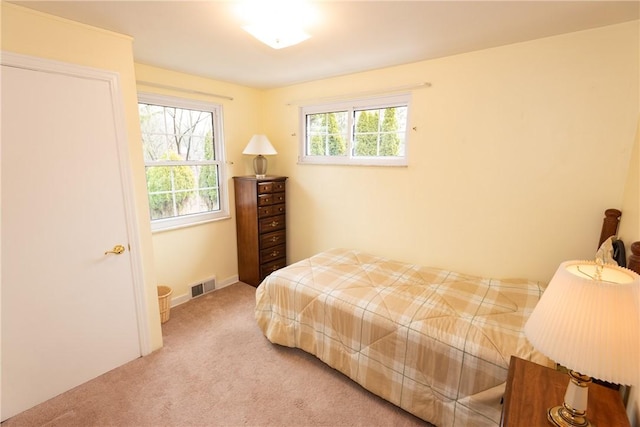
[1, 3, 163, 351]
[134, 64, 262, 303]
[263, 20, 640, 286]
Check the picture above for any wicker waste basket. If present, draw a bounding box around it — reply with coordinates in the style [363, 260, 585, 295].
[157, 285, 173, 324]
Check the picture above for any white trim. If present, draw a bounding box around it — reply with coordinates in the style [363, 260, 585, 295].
[150, 213, 232, 234]
[1, 51, 152, 355]
[108, 71, 153, 356]
[216, 275, 239, 289]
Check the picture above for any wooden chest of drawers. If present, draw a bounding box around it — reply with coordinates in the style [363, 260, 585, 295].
[233, 176, 287, 287]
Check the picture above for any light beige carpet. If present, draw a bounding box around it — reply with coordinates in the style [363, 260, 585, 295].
[2, 282, 430, 426]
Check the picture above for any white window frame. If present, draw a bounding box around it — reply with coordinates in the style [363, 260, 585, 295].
[298, 94, 411, 166]
[138, 93, 229, 232]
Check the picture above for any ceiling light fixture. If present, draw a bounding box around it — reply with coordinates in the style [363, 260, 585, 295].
[236, 0, 316, 49]
[242, 24, 310, 50]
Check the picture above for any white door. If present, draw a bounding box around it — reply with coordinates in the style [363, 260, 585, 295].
[1, 56, 143, 420]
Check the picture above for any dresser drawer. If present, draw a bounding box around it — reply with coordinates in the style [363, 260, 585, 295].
[258, 181, 285, 194]
[258, 203, 285, 218]
[260, 244, 286, 263]
[257, 194, 275, 206]
[257, 182, 273, 194]
[272, 192, 285, 204]
[259, 214, 285, 233]
[261, 230, 286, 248]
[257, 192, 285, 207]
[261, 258, 287, 279]
[272, 181, 285, 192]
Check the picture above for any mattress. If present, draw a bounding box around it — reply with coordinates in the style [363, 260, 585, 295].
[255, 248, 552, 426]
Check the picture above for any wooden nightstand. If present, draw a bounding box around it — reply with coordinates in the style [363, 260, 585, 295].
[501, 356, 630, 426]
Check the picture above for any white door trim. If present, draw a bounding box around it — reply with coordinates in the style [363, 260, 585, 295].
[1, 51, 152, 355]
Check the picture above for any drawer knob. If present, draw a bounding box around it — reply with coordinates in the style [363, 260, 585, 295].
[271, 236, 279, 242]
[271, 221, 278, 227]
[271, 251, 279, 257]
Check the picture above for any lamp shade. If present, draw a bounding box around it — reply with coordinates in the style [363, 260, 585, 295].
[524, 260, 640, 385]
[242, 134, 277, 155]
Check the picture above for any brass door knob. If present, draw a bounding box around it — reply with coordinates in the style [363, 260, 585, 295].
[105, 244, 125, 255]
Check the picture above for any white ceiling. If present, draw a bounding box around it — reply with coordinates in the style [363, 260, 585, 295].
[9, 1, 640, 89]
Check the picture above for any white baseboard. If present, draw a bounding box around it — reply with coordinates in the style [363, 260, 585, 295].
[169, 274, 240, 308]
[170, 293, 190, 307]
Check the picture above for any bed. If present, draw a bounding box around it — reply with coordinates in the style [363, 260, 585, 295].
[255, 248, 552, 426]
[254, 210, 634, 426]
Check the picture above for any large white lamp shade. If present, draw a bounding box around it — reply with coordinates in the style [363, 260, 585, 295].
[524, 260, 639, 426]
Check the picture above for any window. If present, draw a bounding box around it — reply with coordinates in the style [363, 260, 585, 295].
[299, 94, 410, 166]
[138, 93, 228, 231]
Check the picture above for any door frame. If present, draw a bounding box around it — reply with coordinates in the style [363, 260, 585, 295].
[1, 51, 152, 355]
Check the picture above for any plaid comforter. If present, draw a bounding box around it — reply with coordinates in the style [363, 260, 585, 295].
[255, 249, 551, 426]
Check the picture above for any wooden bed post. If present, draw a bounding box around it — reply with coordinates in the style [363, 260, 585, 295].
[627, 242, 640, 274]
[598, 208, 622, 248]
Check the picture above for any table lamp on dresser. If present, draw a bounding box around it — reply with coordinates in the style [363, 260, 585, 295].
[524, 259, 639, 427]
[243, 134, 277, 178]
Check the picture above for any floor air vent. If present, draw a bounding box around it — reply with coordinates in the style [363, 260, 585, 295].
[191, 277, 216, 299]
[191, 283, 204, 298]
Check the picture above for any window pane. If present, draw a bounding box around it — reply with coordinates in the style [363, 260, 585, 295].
[353, 106, 407, 157]
[198, 165, 220, 211]
[139, 103, 215, 163]
[139, 104, 169, 162]
[146, 165, 174, 220]
[198, 189, 219, 211]
[205, 132, 215, 161]
[145, 165, 194, 220]
[170, 109, 214, 161]
[145, 164, 223, 220]
[305, 111, 348, 156]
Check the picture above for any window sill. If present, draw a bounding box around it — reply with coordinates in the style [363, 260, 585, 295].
[297, 159, 408, 167]
[151, 213, 231, 234]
